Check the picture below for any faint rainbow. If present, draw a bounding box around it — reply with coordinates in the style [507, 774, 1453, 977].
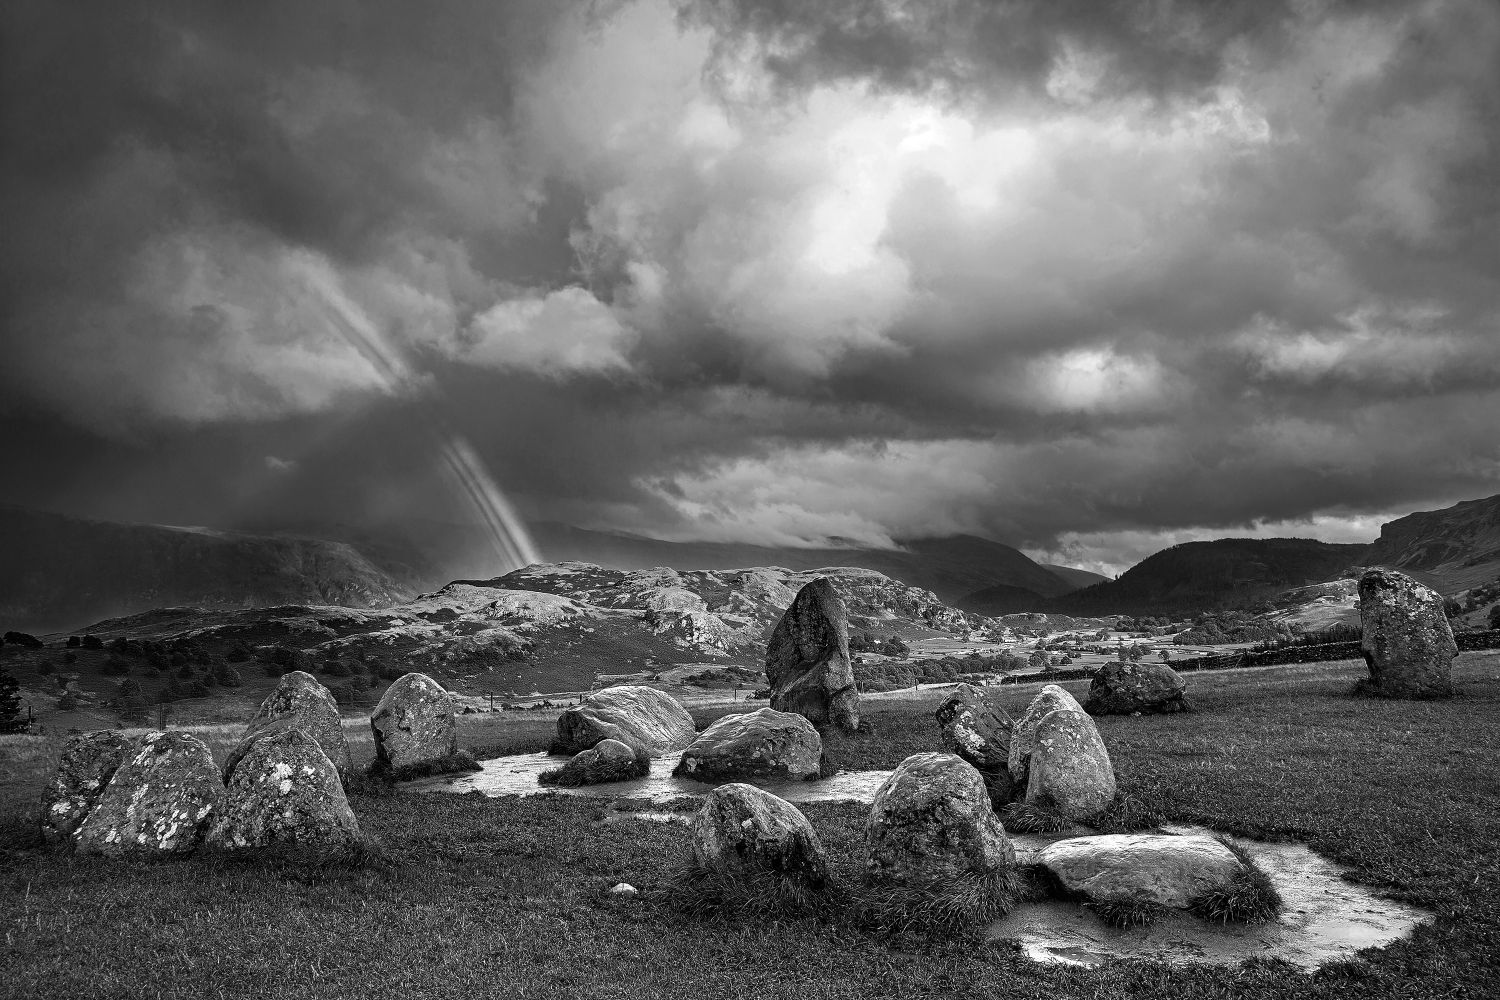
[300, 267, 541, 572]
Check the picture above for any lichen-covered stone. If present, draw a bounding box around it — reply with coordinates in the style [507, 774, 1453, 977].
[227, 670, 351, 782]
[1358, 568, 1457, 697]
[73, 731, 222, 857]
[1008, 684, 1084, 786]
[935, 683, 1013, 770]
[371, 672, 462, 776]
[1036, 833, 1247, 910]
[553, 685, 695, 756]
[866, 752, 1014, 887]
[692, 783, 828, 884]
[1025, 708, 1116, 820]
[207, 727, 360, 853]
[765, 578, 859, 731]
[1085, 662, 1191, 715]
[539, 738, 648, 786]
[39, 731, 134, 847]
[674, 708, 822, 782]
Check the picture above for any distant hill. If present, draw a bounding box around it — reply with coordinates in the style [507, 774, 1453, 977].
[1361, 494, 1500, 593]
[1041, 564, 1110, 590]
[526, 523, 1086, 605]
[952, 583, 1047, 617]
[0, 506, 413, 634]
[1047, 538, 1369, 617]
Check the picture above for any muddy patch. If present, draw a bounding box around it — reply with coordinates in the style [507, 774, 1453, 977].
[403, 750, 892, 804]
[993, 825, 1433, 969]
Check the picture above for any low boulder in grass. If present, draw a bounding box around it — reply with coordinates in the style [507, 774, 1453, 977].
[552, 685, 695, 756]
[1035, 833, 1281, 925]
[865, 753, 1017, 928]
[73, 732, 222, 858]
[691, 783, 829, 885]
[1024, 708, 1116, 821]
[228, 670, 351, 783]
[673, 707, 822, 783]
[1008, 684, 1084, 787]
[934, 683, 1013, 770]
[1085, 662, 1190, 715]
[370, 672, 473, 779]
[539, 738, 649, 787]
[1358, 568, 1457, 698]
[40, 731, 134, 847]
[207, 727, 361, 855]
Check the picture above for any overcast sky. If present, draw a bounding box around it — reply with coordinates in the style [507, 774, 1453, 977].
[2, 0, 1497, 575]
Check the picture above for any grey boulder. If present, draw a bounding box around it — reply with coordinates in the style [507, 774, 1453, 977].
[553, 685, 695, 756]
[1085, 662, 1190, 715]
[866, 752, 1015, 887]
[73, 732, 223, 857]
[1025, 708, 1116, 820]
[935, 683, 1013, 770]
[1358, 568, 1457, 697]
[207, 726, 361, 854]
[371, 672, 466, 777]
[691, 782, 828, 884]
[228, 670, 351, 782]
[1037, 833, 1253, 910]
[39, 731, 134, 847]
[1008, 684, 1085, 786]
[674, 707, 822, 783]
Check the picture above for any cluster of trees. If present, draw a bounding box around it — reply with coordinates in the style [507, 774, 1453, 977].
[1173, 612, 1294, 646]
[848, 631, 912, 658]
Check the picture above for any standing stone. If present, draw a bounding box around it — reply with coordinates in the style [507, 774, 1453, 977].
[73, 732, 222, 857]
[1085, 662, 1191, 715]
[1358, 568, 1457, 697]
[226, 671, 351, 783]
[1025, 708, 1116, 820]
[935, 683, 1013, 770]
[866, 752, 1015, 888]
[207, 727, 361, 854]
[691, 783, 828, 885]
[371, 672, 464, 777]
[674, 708, 823, 782]
[39, 731, 134, 847]
[553, 685, 695, 756]
[765, 578, 859, 731]
[1008, 684, 1085, 786]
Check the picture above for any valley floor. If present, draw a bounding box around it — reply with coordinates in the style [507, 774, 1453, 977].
[2, 656, 1498, 999]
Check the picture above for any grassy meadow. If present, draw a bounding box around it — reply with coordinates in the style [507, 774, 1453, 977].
[2, 655, 1498, 999]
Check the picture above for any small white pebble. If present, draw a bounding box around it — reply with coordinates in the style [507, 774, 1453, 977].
[609, 883, 638, 897]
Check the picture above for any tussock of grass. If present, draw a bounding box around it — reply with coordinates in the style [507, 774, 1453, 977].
[851, 867, 1021, 937]
[201, 830, 389, 874]
[1000, 799, 1073, 834]
[1092, 791, 1167, 833]
[538, 742, 650, 787]
[1085, 897, 1172, 928]
[668, 861, 837, 920]
[1189, 837, 1284, 924]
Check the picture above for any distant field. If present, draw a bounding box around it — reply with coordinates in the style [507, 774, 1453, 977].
[2, 655, 1498, 999]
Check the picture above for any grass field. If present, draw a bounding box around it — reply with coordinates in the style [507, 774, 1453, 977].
[3, 655, 1498, 999]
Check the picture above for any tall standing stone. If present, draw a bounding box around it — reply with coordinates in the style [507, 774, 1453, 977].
[1359, 568, 1457, 697]
[1025, 708, 1116, 820]
[1008, 684, 1084, 787]
[765, 578, 859, 731]
[371, 672, 465, 777]
[226, 670, 351, 783]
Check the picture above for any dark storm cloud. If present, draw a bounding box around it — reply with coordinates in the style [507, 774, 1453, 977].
[1, 0, 1498, 573]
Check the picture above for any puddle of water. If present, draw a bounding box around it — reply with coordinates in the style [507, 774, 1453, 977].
[992, 825, 1433, 970]
[403, 750, 893, 804]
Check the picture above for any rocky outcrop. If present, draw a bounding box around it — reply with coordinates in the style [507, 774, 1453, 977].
[39, 731, 134, 846]
[1085, 662, 1191, 715]
[674, 708, 823, 783]
[1008, 684, 1084, 786]
[73, 732, 222, 857]
[765, 578, 859, 731]
[539, 738, 648, 786]
[370, 672, 466, 777]
[1025, 709, 1116, 820]
[1358, 568, 1457, 697]
[227, 670, 351, 783]
[553, 685, 696, 756]
[207, 727, 361, 854]
[691, 783, 828, 885]
[935, 684, 1012, 770]
[866, 753, 1015, 888]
